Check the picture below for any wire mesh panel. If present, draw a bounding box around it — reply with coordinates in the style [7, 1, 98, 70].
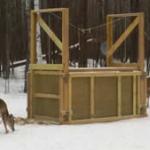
[29, 71, 61, 122]
[121, 76, 133, 116]
[32, 98, 59, 118]
[68, 71, 146, 123]
[94, 77, 118, 118]
[33, 74, 59, 94]
[71, 78, 91, 120]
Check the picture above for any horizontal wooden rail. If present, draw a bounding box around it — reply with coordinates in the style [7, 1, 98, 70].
[107, 13, 143, 17]
[34, 71, 63, 76]
[33, 115, 60, 124]
[30, 64, 64, 70]
[34, 93, 59, 99]
[32, 8, 67, 13]
[69, 67, 138, 72]
[110, 63, 138, 67]
[68, 115, 140, 124]
[69, 71, 142, 77]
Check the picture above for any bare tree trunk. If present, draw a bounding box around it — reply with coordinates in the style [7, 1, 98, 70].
[24, 0, 34, 92]
[4, 0, 11, 79]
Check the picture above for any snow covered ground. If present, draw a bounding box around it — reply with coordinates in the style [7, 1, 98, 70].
[0, 67, 150, 150]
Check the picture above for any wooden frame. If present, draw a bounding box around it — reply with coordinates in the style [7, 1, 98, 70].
[28, 69, 147, 124]
[106, 13, 144, 71]
[67, 71, 144, 123]
[28, 10, 147, 124]
[30, 8, 69, 73]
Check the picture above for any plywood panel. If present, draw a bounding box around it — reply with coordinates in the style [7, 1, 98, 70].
[94, 77, 118, 117]
[71, 78, 91, 120]
[121, 77, 133, 115]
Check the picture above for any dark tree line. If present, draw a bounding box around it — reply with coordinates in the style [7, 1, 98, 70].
[0, 0, 150, 82]
[0, 0, 34, 79]
[39, 0, 150, 70]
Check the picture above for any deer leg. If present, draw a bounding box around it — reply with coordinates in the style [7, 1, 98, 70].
[2, 115, 8, 133]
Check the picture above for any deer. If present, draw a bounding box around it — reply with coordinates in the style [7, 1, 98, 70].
[0, 99, 15, 133]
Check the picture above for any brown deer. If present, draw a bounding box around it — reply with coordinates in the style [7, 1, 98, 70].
[0, 99, 15, 133]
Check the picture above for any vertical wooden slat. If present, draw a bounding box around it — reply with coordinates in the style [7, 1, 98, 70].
[68, 77, 72, 122]
[62, 9, 69, 121]
[133, 75, 137, 115]
[62, 8, 69, 73]
[63, 75, 69, 122]
[138, 13, 144, 71]
[59, 76, 64, 123]
[137, 76, 141, 114]
[27, 72, 31, 118]
[144, 76, 147, 109]
[118, 76, 122, 117]
[90, 77, 95, 118]
[106, 16, 113, 66]
[30, 11, 37, 64]
[140, 75, 147, 114]
[29, 70, 34, 118]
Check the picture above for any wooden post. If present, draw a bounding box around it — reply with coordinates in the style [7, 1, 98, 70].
[62, 8, 69, 74]
[29, 71, 34, 118]
[30, 11, 37, 64]
[106, 16, 113, 66]
[138, 13, 144, 71]
[59, 76, 64, 123]
[27, 72, 31, 118]
[137, 76, 141, 114]
[118, 76, 122, 117]
[133, 75, 137, 115]
[62, 9, 69, 123]
[68, 77, 72, 122]
[90, 77, 95, 118]
[140, 75, 147, 114]
[63, 75, 69, 122]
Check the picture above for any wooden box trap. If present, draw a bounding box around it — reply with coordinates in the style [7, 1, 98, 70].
[27, 8, 147, 124]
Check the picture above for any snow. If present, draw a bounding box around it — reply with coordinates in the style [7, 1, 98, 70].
[0, 66, 150, 150]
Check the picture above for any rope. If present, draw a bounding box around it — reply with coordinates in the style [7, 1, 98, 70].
[49, 12, 124, 33]
[39, 12, 150, 41]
